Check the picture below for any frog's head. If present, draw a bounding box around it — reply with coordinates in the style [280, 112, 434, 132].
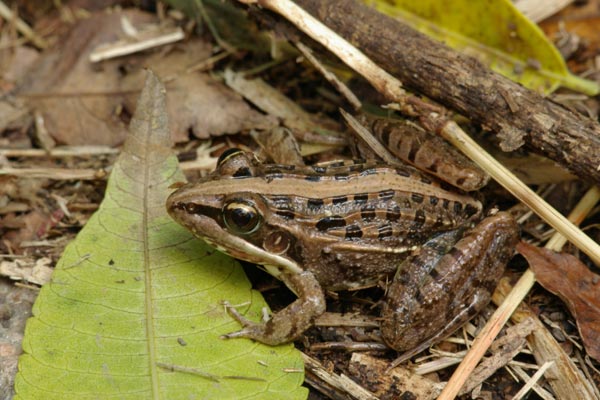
[166, 149, 304, 278]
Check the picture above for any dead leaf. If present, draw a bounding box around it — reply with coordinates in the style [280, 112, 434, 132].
[1, 211, 46, 242]
[18, 9, 276, 146]
[517, 241, 600, 362]
[224, 69, 343, 144]
[0, 99, 31, 132]
[121, 41, 277, 142]
[251, 127, 305, 165]
[18, 10, 157, 146]
[1, 46, 40, 85]
[0, 258, 53, 286]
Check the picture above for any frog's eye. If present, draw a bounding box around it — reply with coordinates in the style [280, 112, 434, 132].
[223, 200, 261, 234]
[216, 148, 255, 178]
[217, 148, 244, 168]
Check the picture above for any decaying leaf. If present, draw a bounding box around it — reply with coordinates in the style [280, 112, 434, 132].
[223, 69, 343, 144]
[517, 241, 600, 362]
[0, 258, 53, 286]
[121, 41, 277, 142]
[17, 10, 156, 146]
[19, 9, 276, 147]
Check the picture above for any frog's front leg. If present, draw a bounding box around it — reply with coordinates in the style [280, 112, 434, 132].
[222, 271, 326, 345]
[381, 212, 519, 360]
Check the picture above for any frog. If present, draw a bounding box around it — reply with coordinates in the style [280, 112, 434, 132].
[166, 144, 519, 359]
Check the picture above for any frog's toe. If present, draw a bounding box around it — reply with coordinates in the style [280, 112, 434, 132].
[221, 327, 258, 340]
[222, 301, 255, 327]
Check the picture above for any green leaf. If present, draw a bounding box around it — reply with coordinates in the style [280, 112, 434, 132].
[367, 0, 599, 95]
[15, 72, 307, 400]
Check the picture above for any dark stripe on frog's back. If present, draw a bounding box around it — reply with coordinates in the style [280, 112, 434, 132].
[263, 190, 468, 244]
[255, 165, 480, 230]
[258, 161, 424, 184]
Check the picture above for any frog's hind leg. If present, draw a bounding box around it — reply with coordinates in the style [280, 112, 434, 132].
[381, 212, 519, 363]
[221, 271, 326, 346]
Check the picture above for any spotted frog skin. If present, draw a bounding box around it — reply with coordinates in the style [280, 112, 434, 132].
[166, 148, 519, 359]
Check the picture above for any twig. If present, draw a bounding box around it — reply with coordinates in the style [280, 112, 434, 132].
[302, 353, 378, 400]
[0, 146, 118, 158]
[0, 0, 47, 48]
[296, 41, 362, 110]
[512, 361, 554, 400]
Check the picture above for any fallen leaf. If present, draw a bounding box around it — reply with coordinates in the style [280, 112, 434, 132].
[121, 41, 277, 142]
[15, 71, 306, 399]
[0, 258, 53, 286]
[19, 8, 276, 146]
[0, 99, 30, 132]
[517, 241, 600, 362]
[224, 69, 342, 143]
[18, 10, 159, 146]
[2, 210, 49, 249]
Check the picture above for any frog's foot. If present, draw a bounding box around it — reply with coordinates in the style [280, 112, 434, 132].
[381, 212, 519, 358]
[220, 302, 269, 341]
[220, 271, 326, 346]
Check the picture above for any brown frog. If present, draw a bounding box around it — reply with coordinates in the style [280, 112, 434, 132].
[166, 146, 519, 359]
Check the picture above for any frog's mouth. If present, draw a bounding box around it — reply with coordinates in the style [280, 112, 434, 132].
[192, 219, 304, 278]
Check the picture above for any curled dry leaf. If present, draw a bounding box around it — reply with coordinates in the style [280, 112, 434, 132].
[517, 241, 600, 361]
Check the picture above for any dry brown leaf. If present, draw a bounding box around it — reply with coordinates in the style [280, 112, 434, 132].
[121, 41, 277, 142]
[1, 210, 48, 248]
[18, 10, 159, 146]
[18, 8, 275, 146]
[517, 241, 600, 361]
[0, 258, 53, 286]
[0, 100, 31, 133]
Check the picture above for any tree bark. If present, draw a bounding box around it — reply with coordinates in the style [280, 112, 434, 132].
[293, 0, 600, 185]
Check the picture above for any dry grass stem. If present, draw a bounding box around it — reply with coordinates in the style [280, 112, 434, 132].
[0, 0, 47, 48]
[413, 357, 462, 375]
[512, 361, 555, 400]
[0, 146, 119, 158]
[493, 277, 598, 399]
[509, 364, 557, 400]
[89, 26, 184, 62]
[296, 42, 362, 110]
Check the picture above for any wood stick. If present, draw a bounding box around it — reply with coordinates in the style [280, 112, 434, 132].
[292, 0, 600, 186]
